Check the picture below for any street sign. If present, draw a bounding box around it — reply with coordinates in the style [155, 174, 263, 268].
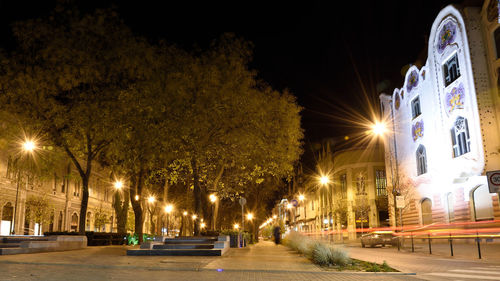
[291, 199, 298, 207]
[239, 197, 247, 206]
[396, 196, 405, 209]
[487, 170, 500, 193]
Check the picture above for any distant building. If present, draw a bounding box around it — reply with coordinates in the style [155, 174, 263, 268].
[290, 142, 387, 240]
[379, 1, 500, 228]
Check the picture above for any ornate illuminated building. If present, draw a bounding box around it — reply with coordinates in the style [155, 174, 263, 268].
[379, 1, 500, 228]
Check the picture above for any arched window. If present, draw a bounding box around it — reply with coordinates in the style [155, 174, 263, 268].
[421, 198, 433, 225]
[1, 202, 14, 235]
[446, 193, 454, 223]
[86, 212, 92, 231]
[451, 116, 470, 157]
[416, 145, 427, 175]
[471, 185, 494, 221]
[71, 213, 78, 232]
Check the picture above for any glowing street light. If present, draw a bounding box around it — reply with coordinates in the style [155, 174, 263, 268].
[135, 195, 140, 201]
[148, 196, 155, 204]
[320, 175, 330, 185]
[113, 180, 123, 189]
[371, 121, 387, 136]
[22, 140, 36, 152]
[164, 204, 173, 214]
[209, 194, 217, 203]
[246, 213, 254, 221]
[192, 214, 197, 220]
[273, 215, 277, 219]
[234, 223, 239, 230]
[183, 211, 188, 216]
[200, 222, 206, 229]
[298, 194, 305, 201]
[286, 203, 293, 209]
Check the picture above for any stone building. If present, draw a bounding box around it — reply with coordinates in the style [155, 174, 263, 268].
[0, 146, 116, 236]
[379, 1, 500, 228]
[293, 144, 387, 239]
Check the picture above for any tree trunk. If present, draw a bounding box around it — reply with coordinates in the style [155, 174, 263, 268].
[130, 167, 145, 243]
[192, 157, 201, 236]
[113, 189, 129, 233]
[79, 176, 89, 234]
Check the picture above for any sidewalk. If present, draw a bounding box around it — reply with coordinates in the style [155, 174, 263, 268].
[0, 241, 421, 281]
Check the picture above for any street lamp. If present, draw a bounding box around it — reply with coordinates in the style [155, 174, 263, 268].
[209, 194, 217, 230]
[319, 175, 331, 233]
[372, 119, 402, 243]
[12, 139, 38, 234]
[298, 194, 306, 232]
[164, 204, 173, 236]
[246, 213, 253, 221]
[148, 196, 155, 204]
[234, 223, 239, 230]
[113, 180, 123, 189]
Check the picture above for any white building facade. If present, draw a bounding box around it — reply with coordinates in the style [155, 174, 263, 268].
[380, 1, 500, 227]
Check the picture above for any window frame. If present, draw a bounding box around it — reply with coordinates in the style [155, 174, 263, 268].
[443, 53, 461, 87]
[416, 144, 427, 175]
[411, 96, 422, 119]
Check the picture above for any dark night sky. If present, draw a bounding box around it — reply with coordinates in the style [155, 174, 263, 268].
[0, 0, 466, 144]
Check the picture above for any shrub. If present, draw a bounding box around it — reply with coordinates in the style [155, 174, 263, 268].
[328, 246, 350, 266]
[312, 242, 331, 266]
[284, 231, 350, 267]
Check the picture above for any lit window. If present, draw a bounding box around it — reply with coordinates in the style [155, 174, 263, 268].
[411, 97, 421, 119]
[443, 53, 461, 87]
[375, 170, 387, 196]
[451, 116, 471, 157]
[416, 145, 427, 175]
[340, 174, 347, 198]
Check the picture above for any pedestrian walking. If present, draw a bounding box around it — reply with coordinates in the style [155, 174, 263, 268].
[273, 225, 281, 244]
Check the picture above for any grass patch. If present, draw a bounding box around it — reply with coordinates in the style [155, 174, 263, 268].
[327, 259, 398, 272]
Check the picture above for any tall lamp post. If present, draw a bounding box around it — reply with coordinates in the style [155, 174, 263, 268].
[319, 175, 330, 233]
[209, 194, 217, 231]
[164, 204, 173, 236]
[298, 194, 306, 232]
[372, 120, 402, 233]
[12, 140, 37, 235]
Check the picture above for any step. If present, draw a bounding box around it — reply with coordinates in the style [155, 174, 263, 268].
[164, 239, 217, 244]
[127, 248, 222, 256]
[153, 244, 214, 250]
[2, 237, 48, 243]
[0, 243, 20, 248]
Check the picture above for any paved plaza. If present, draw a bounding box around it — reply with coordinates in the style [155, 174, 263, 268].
[0, 240, 419, 281]
[4, 239, 500, 280]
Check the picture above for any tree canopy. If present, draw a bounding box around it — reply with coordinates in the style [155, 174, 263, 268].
[0, 6, 303, 238]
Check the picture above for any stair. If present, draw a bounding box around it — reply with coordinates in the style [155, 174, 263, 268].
[127, 236, 230, 256]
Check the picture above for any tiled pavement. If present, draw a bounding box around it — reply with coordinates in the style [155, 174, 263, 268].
[0, 241, 421, 281]
[342, 241, 500, 281]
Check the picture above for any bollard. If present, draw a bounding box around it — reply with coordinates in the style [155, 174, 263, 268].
[476, 231, 482, 259]
[411, 232, 414, 253]
[428, 233, 432, 255]
[449, 233, 453, 257]
[397, 236, 400, 251]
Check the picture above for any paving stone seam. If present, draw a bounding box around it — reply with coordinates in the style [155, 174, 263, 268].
[0, 260, 417, 275]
